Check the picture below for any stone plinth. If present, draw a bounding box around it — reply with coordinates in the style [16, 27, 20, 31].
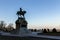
[15, 17, 27, 29]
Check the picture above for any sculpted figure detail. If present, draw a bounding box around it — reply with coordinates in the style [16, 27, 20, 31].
[17, 8, 26, 18]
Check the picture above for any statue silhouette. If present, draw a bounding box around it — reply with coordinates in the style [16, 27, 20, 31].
[17, 8, 26, 18]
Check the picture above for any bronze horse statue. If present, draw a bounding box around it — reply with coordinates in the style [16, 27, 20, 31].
[17, 8, 26, 17]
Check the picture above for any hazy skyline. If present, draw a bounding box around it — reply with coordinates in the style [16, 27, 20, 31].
[0, 0, 60, 29]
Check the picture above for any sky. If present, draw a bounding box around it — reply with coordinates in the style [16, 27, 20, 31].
[0, 0, 60, 29]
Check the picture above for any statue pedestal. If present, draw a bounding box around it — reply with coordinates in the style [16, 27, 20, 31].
[12, 27, 31, 36]
[19, 27, 28, 33]
[15, 17, 31, 35]
[19, 27, 31, 36]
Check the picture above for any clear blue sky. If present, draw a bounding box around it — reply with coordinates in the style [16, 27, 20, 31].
[0, 0, 60, 29]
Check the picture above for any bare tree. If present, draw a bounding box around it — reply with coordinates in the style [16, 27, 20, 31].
[0, 21, 6, 29]
[6, 23, 14, 31]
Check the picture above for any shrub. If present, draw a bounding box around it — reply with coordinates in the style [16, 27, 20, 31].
[43, 29, 47, 33]
[47, 29, 50, 32]
[52, 28, 57, 32]
[34, 29, 37, 32]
